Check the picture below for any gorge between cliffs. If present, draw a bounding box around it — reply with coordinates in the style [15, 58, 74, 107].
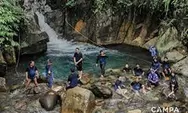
[0, 0, 188, 113]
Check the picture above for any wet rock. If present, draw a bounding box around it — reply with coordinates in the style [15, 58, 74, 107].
[0, 77, 7, 92]
[156, 27, 181, 55]
[172, 57, 188, 77]
[80, 73, 91, 85]
[61, 87, 95, 113]
[0, 50, 6, 76]
[106, 68, 122, 75]
[128, 109, 141, 113]
[143, 37, 157, 49]
[90, 85, 113, 99]
[3, 47, 16, 65]
[52, 86, 64, 92]
[14, 99, 27, 110]
[20, 10, 49, 55]
[9, 84, 24, 92]
[93, 108, 103, 113]
[184, 87, 188, 99]
[39, 90, 59, 111]
[0, 63, 6, 77]
[165, 50, 185, 62]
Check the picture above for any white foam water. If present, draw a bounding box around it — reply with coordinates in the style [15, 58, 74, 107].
[35, 11, 103, 57]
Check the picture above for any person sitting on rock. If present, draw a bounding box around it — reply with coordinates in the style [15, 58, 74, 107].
[168, 76, 178, 98]
[66, 68, 79, 90]
[151, 58, 161, 74]
[147, 68, 159, 89]
[25, 61, 39, 89]
[133, 64, 144, 79]
[123, 64, 131, 74]
[45, 59, 54, 89]
[131, 78, 146, 95]
[114, 76, 128, 99]
[161, 57, 172, 80]
[149, 46, 158, 59]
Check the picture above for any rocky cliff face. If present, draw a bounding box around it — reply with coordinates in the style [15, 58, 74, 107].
[43, 0, 188, 77]
[21, 0, 49, 55]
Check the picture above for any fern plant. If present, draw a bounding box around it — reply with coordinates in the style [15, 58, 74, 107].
[0, 0, 23, 48]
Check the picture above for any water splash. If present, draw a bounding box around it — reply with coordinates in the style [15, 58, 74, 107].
[35, 11, 103, 57]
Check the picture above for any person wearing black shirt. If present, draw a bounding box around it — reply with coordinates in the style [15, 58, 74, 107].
[25, 61, 39, 89]
[123, 64, 131, 73]
[168, 73, 178, 98]
[161, 57, 172, 80]
[73, 48, 83, 79]
[96, 50, 108, 77]
[133, 64, 144, 78]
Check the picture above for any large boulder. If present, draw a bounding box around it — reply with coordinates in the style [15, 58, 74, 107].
[0, 77, 7, 92]
[0, 50, 6, 76]
[184, 87, 188, 101]
[61, 87, 95, 113]
[3, 47, 16, 65]
[143, 37, 158, 49]
[20, 11, 49, 55]
[165, 50, 185, 62]
[156, 27, 182, 55]
[90, 85, 113, 99]
[39, 90, 59, 111]
[172, 57, 188, 77]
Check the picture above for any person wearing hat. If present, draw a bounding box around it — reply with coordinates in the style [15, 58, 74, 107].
[66, 68, 79, 90]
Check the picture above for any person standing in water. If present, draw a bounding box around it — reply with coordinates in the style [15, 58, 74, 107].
[25, 61, 39, 89]
[73, 48, 83, 79]
[45, 59, 54, 89]
[96, 50, 108, 77]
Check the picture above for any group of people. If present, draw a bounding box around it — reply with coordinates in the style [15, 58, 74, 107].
[25, 47, 108, 90]
[114, 46, 179, 98]
[25, 46, 179, 98]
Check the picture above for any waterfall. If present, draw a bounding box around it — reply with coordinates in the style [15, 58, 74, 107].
[35, 11, 58, 41]
[35, 11, 103, 57]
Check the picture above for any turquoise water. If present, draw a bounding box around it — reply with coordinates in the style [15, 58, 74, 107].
[18, 12, 151, 80]
[19, 39, 151, 80]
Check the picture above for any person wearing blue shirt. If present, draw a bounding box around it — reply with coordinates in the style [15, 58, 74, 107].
[96, 50, 108, 78]
[149, 46, 158, 58]
[25, 61, 39, 89]
[45, 59, 54, 89]
[147, 68, 159, 89]
[114, 76, 128, 99]
[131, 78, 146, 95]
[66, 68, 79, 90]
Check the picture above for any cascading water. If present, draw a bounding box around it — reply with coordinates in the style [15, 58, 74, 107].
[30, 11, 151, 79]
[35, 11, 102, 57]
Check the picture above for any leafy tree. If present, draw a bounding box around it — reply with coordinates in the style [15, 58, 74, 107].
[0, 0, 23, 48]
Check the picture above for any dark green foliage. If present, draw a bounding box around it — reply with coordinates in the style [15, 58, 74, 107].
[0, 0, 23, 48]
